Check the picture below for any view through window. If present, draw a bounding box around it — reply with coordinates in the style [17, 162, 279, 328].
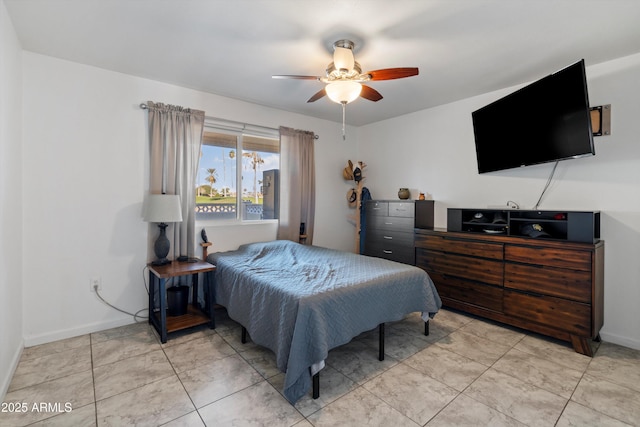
[196, 130, 280, 221]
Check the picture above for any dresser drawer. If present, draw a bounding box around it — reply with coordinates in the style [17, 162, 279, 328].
[367, 215, 414, 232]
[503, 290, 591, 336]
[415, 234, 504, 261]
[388, 202, 414, 218]
[504, 263, 591, 303]
[416, 248, 503, 286]
[428, 271, 503, 312]
[364, 244, 415, 264]
[365, 201, 388, 216]
[365, 228, 414, 247]
[505, 245, 592, 271]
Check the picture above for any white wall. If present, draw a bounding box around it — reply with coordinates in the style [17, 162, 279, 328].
[0, 0, 24, 397]
[20, 52, 358, 346]
[359, 53, 640, 350]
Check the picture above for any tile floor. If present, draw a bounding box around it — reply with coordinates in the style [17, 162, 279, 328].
[2, 308, 640, 426]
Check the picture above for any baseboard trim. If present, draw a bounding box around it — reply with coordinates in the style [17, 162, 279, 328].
[23, 317, 138, 347]
[599, 331, 640, 351]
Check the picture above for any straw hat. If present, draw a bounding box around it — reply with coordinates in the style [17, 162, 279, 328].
[342, 160, 354, 180]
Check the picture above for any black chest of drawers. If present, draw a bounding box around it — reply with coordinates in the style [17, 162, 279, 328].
[363, 200, 416, 265]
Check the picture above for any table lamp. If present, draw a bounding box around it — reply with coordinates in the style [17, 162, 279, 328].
[143, 194, 183, 265]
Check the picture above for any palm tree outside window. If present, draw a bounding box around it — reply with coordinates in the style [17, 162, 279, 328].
[196, 128, 279, 221]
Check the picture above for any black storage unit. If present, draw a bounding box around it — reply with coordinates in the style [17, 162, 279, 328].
[363, 199, 435, 265]
[415, 200, 435, 230]
[447, 208, 600, 243]
[363, 200, 415, 264]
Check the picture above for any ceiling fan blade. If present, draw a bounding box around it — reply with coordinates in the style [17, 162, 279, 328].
[307, 88, 327, 103]
[366, 68, 419, 80]
[360, 85, 383, 102]
[272, 75, 321, 80]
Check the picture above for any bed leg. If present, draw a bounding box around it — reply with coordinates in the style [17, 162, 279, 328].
[378, 323, 385, 361]
[241, 326, 247, 344]
[312, 372, 319, 399]
[424, 320, 429, 336]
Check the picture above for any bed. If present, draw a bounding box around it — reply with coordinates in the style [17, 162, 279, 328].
[207, 240, 441, 404]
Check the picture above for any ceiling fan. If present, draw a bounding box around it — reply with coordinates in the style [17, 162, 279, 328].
[272, 39, 419, 138]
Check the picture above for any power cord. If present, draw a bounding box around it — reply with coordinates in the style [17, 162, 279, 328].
[533, 161, 559, 210]
[143, 265, 149, 294]
[94, 285, 149, 322]
[142, 264, 177, 292]
[93, 265, 181, 323]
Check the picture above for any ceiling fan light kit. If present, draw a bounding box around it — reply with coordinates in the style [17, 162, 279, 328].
[273, 39, 419, 139]
[326, 80, 363, 140]
[333, 43, 355, 72]
[326, 81, 362, 104]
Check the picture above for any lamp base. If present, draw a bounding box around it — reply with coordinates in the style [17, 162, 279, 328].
[153, 223, 172, 266]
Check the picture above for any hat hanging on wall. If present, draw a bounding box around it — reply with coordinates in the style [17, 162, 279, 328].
[346, 188, 357, 208]
[342, 159, 366, 182]
[343, 166, 354, 180]
[353, 166, 362, 182]
[342, 159, 354, 180]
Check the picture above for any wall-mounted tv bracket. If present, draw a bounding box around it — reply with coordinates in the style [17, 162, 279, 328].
[590, 104, 611, 136]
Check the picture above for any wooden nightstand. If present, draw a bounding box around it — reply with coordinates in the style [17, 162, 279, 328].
[147, 259, 216, 343]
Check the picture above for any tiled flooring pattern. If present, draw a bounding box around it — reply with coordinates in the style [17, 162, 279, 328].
[2, 308, 640, 426]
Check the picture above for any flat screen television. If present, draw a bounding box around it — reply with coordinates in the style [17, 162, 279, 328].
[472, 59, 595, 174]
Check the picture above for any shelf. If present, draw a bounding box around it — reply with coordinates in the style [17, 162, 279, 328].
[448, 208, 600, 243]
[165, 304, 211, 333]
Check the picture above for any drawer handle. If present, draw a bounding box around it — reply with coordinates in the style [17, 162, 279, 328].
[516, 290, 545, 298]
[384, 222, 393, 225]
[383, 236, 393, 240]
[383, 250, 393, 254]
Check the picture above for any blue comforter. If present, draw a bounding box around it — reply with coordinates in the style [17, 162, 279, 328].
[208, 240, 441, 403]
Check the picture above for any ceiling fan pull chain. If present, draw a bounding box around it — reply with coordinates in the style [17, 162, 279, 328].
[342, 102, 347, 140]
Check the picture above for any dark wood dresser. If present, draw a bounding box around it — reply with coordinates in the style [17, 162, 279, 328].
[415, 228, 604, 356]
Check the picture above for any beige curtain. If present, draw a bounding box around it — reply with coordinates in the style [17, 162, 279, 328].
[147, 101, 205, 260]
[277, 126, 316, 244]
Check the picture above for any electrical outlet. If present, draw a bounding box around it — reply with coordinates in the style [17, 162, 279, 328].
[90, 277, 102, 292]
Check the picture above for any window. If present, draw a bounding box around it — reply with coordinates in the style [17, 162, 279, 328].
[196, 124, 280, 222]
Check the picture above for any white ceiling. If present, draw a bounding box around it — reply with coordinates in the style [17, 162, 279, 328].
[5, 0, 640, 126]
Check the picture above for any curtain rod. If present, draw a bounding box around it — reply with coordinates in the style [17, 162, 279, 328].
[140, 103, 319, 140]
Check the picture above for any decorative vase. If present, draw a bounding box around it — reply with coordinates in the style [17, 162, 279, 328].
[419, 192, 426, 200]
[398, 188, 410, 200]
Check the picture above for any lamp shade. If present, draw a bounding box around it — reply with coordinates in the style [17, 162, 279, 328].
[143, 194, 183, 223]
[325, 81, 362, 104]
[333, 46, 355, 72]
